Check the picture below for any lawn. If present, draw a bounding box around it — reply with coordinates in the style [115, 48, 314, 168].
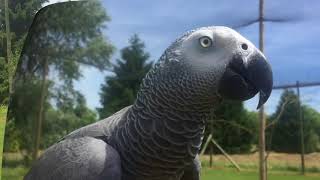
[2, 166, 320, 180]
[200, 153, 320, 173]
[2, 167, 28, 180]
[201, 168, 320, 180]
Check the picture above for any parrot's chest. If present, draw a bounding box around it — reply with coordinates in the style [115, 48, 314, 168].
[116, 132, 199, 180]
[111, 104, 206, 180]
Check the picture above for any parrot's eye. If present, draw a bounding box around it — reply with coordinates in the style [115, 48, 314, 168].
[199, 36, 212, 48]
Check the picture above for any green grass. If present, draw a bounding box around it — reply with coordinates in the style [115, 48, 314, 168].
[200, 153, 320, 174]
[2, 167, 28, 180]
[2, 166, 320, 180]
[201, 161, 320, 174]
[201, 168, 320, 180]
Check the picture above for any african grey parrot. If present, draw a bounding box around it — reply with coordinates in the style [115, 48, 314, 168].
[24, 26, 273, 180]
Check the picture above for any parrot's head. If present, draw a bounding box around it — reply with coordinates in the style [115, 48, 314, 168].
[158, 26, 273, 108]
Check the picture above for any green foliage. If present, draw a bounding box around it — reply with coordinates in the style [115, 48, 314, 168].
[8, 0, 47, 40]
[0, 43, 22, 104]
[268, 89, 320, 153]
[3, 120, 20, 152]
[16, 1, 114, 81]
[0, 0, 46, 105]
[98, 34, 153, 118]
[206, 101, 259, 154]
[302, 105, 320, 152]
[0, 57, 9, 104]
[42, 92, 97, 148]
[5, 78, 49, 153]
[4, 0, 113, 160]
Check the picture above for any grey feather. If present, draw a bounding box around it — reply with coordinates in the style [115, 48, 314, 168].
[24, 137, 121, 180]
[62, 106, 132, 140]
[180, 155, 201, 180]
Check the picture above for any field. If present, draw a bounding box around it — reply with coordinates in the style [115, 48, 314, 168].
[200, 153, 320, 172]
[201, 168, 320, 180]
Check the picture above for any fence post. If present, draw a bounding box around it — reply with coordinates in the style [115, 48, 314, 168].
[296, 81, 305, 175]
[259, 0, 267, 180]
[209, 119, 213, 167]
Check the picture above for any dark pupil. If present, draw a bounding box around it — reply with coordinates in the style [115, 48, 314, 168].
[241, 43, 248, 50]
[203, 39, 209, 45]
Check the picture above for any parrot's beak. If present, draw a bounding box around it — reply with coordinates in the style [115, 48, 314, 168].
[218, 50, 273, 109]
[246, 52, 273, 109]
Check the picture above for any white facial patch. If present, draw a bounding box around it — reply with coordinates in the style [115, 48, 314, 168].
[179, 26, 256, 72]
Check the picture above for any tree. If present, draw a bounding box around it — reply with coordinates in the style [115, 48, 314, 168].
[268, 89, 320, 153]
[42, 91, 97, 148]
[4, 0, 114, 161]
[302, 105, 320, 153]
[98, 34, 153, 118]
[0, 0, 48, 104]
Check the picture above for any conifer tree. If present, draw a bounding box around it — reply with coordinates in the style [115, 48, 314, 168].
[98, 34, 152, 118]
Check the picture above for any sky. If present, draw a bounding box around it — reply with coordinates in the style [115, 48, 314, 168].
[45, 0, 320, 114]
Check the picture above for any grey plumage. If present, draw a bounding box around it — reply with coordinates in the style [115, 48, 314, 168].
[25, 26, 272, 180]
[24, 137, 121, 180]
[180, 155, 201, 180]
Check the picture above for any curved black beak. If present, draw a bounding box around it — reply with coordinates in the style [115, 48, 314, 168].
[218, 51, 273, 109]
[246, 53, 273, 109]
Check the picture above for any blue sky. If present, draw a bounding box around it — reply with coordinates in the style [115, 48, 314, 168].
[47, 0, 320, 114]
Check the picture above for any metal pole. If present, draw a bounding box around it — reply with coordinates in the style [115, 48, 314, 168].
[259, 0, 267, 180]
[296, 81, 305, 175]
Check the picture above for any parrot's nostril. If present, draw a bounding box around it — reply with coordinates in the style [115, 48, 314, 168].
[241, 43, 248, 50]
